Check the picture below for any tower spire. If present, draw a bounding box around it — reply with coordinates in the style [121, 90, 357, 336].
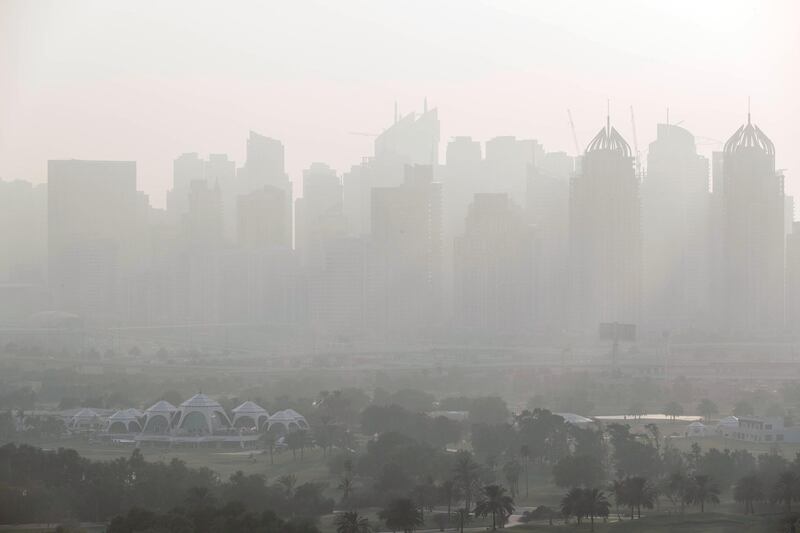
[394, 101, 398, 124]
[606, 99, 611, 131]
[747, 96, 751, 124]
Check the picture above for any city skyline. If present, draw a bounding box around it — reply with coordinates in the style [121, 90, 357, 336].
[1, 0, 798, 206]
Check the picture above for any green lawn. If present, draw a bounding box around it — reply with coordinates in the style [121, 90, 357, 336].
[30, 437, 332, 483]
[513, 512, 777, 533]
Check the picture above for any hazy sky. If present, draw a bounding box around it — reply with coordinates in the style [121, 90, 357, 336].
[1, 0, 798, 207]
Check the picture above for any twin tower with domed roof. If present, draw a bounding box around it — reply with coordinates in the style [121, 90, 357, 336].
[570, 110, 784, 336]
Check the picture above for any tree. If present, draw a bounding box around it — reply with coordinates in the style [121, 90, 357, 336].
[697, 399, 718, 423]
[583, 488, 611, 532]
[277, 474, 297, 499]
[665, 472, 690, 513]
[334, 511, 373, 533]
[520, 445, 531, 498]
[608, 479, 627, 520]
[772, 470, 800, 512]
[734, 474, 763, 514]
[454, 507, 471, 533]
[453, 451, 481, 510]
[688, 474, 720, 512]
[379, 498, 424, 533]
[473, 484, 515, 530]
[502, 458, 521, 497]
[624, 476, 655, 519]
[664, 401, 684, 421]
[553, 454, 605, 489]
[560, 487, 586, 525]
[263, 433, 277, 465]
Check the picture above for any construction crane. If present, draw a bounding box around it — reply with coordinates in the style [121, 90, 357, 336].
[630, 106, 642, 179]
[567, 109, 581, 156]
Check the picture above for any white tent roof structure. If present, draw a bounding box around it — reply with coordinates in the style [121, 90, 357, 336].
[232, 401, 268, 415]
[109, 408, 143, 421]
[180, 393, 221, 409]
[146, 400, 177, 414]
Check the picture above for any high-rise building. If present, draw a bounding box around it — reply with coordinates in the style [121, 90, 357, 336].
[719, 114, 784, 335]
[527, 151, 573, 334]
[786, 222, 800, 335]
[454, 193, 536, 338]
[240, 132, 293, 245]
[642, 124, 711, 332]
[344, 106, 440, 237]
[484, 136, 542, 206]
[368, 164, 442, 337]
[569, 118, 641, 332]
[47, 160, 142, 319]
[237, 186, 290, 250]
[295, 162, 345, 268]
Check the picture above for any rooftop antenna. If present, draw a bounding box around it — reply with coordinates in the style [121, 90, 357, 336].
[394, 101, 398, 124]
[607, 99, 611, 130]
[747, 96, 751, 124]
[423, 96, 428, 113]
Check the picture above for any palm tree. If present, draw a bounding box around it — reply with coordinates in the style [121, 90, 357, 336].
[502, 458, 521, 497]
[608, 479, 627, 520]
[734, 474, 763, 514]
[583, 488, 611, 532]
[440, 479, 459, 517]
[379, 498, 424, 533]
[473, 484, 515, 530]
[454, 507, 471, 533]
[262, 432, 276, 465]
[560, 487, 586, 525]
[697, 399, 718, 423]
[520, 445, 531, 498]
[338, 476, 355, 503]
[335, 511, 373, 533]
[772, 470, 800, 512]
[624, 476, 655, 518]
[664, 401, 684, 421]
[666, 472, 690, 513]
[688, 474, 720, 513]
[277, 474, 297, 498]
[453, 451, 481, 511]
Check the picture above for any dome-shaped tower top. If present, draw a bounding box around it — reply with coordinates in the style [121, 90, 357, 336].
[724, 112, 774, 156]
[585, 115, 632, 158]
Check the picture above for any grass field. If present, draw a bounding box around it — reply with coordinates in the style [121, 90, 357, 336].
[513, 512, 778, 533]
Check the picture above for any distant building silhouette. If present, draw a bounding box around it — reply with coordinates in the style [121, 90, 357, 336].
[368, 164, 442, 337]
[719, 114, 784, 335]
[47, 160, 145, 320]
[454, 193, 536, 338]
[642, 123, 711, 332]
[569, 118, 641, 332]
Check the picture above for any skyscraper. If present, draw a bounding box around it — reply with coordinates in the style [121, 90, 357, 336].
[569, 118, 641, 333]
[720, 114, 784, 335]
[240, 132, 293, 245]
[642, 123, 710, 332]
[454, 193, 536, 338]
[47, 160, 142, 319]
[295, 162, 345, 268]
[368, 164, 442, 337]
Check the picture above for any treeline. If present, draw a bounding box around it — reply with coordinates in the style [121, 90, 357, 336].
[0, 444, 332, 526]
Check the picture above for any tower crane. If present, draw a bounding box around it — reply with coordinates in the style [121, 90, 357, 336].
[567, 109, 581, 156]
[630, 106, 642, 179]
